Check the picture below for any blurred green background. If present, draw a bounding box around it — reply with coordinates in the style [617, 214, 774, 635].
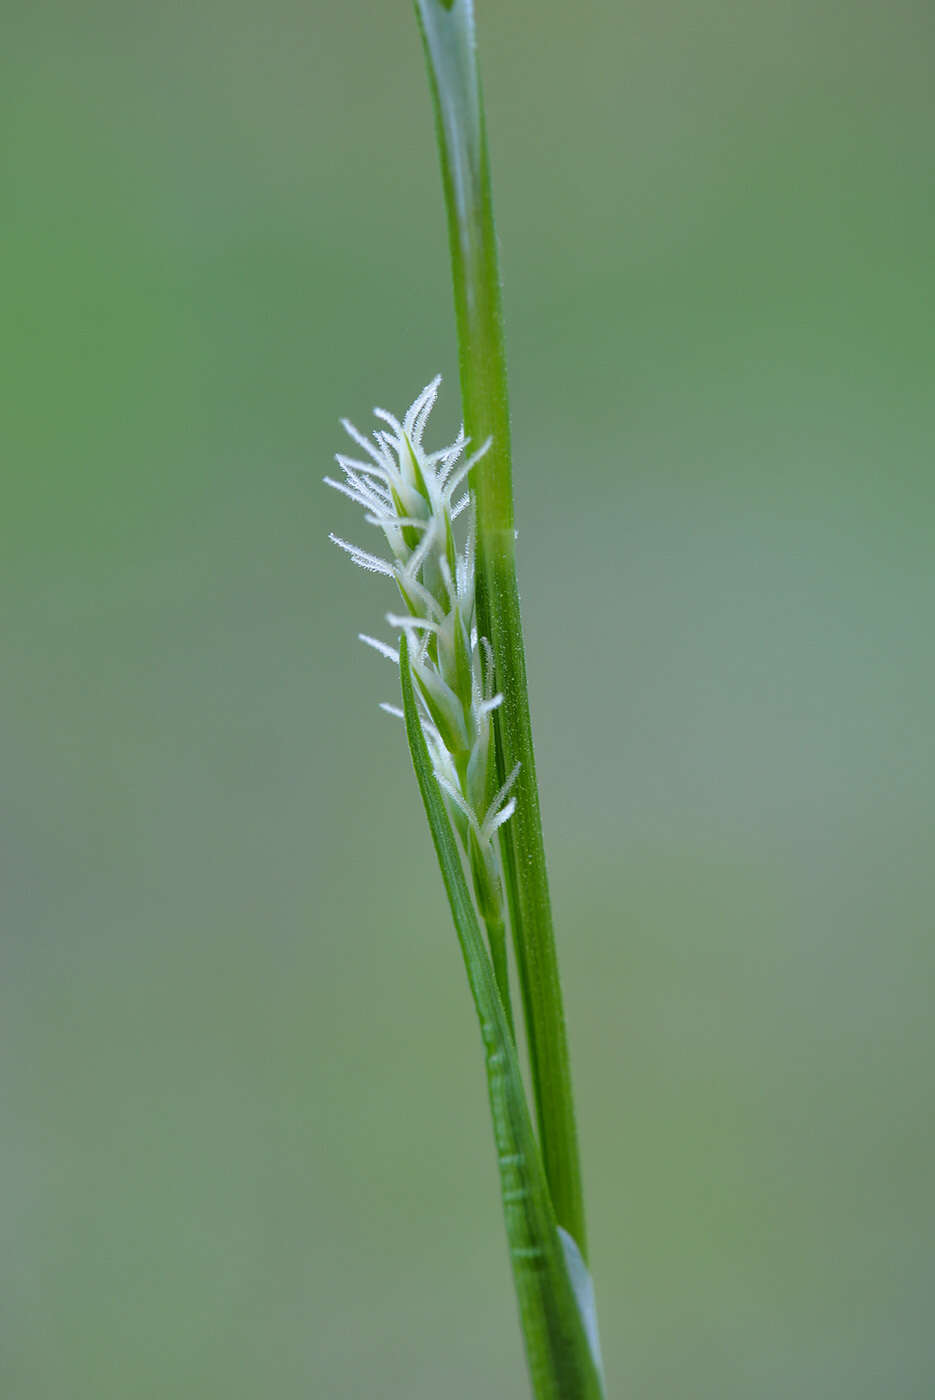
[3, 1, 934, 1395]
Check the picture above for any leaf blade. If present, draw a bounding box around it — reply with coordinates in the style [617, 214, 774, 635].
[413, 0, 589, 1263]
[399, 633, 603, 1400]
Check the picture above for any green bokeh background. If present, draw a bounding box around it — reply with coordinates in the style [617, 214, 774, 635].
[3, 2, 934, 1395]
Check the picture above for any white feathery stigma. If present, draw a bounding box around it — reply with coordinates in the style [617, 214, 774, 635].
[326, 375, 517, 922]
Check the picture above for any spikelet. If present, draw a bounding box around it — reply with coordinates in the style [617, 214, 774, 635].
[326, 376, 518, 923]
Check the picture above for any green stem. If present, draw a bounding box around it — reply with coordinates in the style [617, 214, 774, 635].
[399, 636, 603, 1399]
[414, 0, 587, 1258]
[485, 914, 514, 1038]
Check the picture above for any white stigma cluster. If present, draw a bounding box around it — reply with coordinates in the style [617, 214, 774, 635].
[326, 376, 518, 922]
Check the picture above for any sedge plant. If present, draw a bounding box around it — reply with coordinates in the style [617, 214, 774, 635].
[326, 4, 604, 1396]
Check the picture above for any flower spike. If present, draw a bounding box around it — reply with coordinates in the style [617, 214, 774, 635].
[326, 376, 516, 928]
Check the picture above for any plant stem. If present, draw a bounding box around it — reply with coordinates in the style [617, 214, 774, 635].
[400, 635, 603, 1399]
[485, 914, 514, 1037]
[414, 0, 587, 1259]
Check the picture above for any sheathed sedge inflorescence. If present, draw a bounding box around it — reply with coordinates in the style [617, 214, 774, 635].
[326, 376, 518, 926]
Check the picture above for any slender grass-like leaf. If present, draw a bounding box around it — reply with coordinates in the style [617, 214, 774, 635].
[414, 0, 588, 1260]
[399, 634, 604, 1400]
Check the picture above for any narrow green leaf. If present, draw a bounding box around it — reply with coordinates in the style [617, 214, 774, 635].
[414, 0, 589, 1260]
[399, 635, 603, 1400]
